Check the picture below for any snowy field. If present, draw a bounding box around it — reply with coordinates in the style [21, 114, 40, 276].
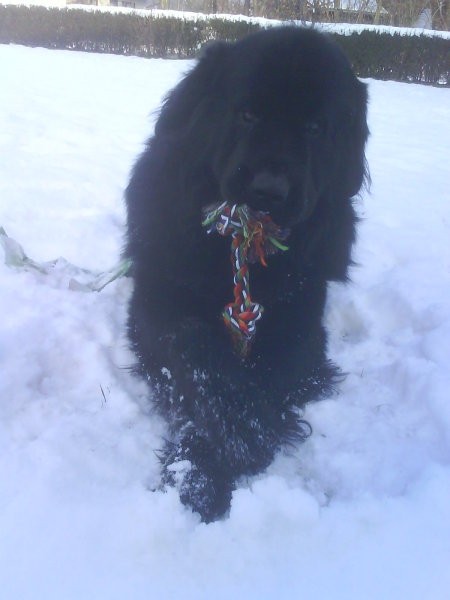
[1, 44, 450, 599]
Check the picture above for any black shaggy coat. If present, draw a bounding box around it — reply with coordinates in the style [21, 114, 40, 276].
[125, 27, 369, 522]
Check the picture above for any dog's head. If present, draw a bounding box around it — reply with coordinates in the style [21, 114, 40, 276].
[156, 28, 368, 229]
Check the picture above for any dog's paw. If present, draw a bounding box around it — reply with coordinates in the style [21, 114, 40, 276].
[178, 465, 233, 523]
[160, 433, 234, 523]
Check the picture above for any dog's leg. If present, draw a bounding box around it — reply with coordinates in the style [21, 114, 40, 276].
[129, 292, 332, 522]
[159, 428, 234, 523]
[154, 356, 310, 521]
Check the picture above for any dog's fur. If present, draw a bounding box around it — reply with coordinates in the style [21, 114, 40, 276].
[125, 27, 368, 522]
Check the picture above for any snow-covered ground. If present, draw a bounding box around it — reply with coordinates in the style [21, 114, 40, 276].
[1, 44, 449, 599]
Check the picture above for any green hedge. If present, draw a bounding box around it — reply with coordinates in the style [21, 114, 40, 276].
[0, 6, 260, 57]
[0, 5, 448, 86]
[338, 29, 449, 86]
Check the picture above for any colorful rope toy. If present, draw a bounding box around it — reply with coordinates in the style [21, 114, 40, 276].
[202, 201, 290, 358]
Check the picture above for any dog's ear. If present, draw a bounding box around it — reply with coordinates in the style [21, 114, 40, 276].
[340, 79, 369, 198]
[155, 41, 231, 137]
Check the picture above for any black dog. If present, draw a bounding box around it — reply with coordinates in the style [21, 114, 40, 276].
[125, 27, 368, 522]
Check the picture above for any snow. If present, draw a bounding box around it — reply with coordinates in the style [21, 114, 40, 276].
[1, 43, 450, 599]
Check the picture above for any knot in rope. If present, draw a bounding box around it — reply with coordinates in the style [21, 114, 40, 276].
[202, 202, 290, 358]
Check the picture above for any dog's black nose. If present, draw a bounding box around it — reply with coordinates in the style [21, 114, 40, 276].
[250, 171, 290, 205]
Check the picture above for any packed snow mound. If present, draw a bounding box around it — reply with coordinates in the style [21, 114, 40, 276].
[0, 44, 449, 599]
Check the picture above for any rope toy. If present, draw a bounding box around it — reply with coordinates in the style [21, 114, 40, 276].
[202, 202, 290, 358]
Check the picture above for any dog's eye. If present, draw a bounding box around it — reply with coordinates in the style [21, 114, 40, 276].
[239, 110, 259, 126]
[304, 121, 322, 138]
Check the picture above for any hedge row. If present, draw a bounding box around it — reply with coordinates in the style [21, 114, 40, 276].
[339, 29, 449, 86]
[0, 5, 448, 86]
[0, 6, 260, 57]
